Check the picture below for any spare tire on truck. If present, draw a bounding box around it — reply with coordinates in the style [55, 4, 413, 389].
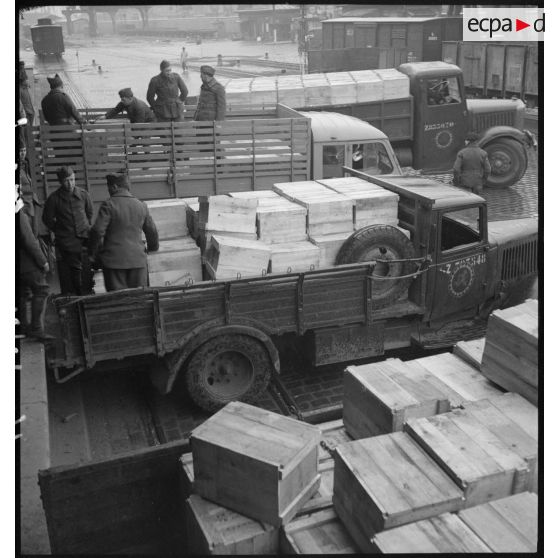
[185, 334, 273, 412]
[336, 225, 416, 308]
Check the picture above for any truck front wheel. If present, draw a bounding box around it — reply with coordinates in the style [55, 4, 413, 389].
[185, 334, 272, 412]
[484, 138, 528, 188]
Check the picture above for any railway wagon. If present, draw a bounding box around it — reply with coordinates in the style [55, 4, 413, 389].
[308, 16, 462, 73]
[442, 41, 538, 106]
[31, 17, 64, 57]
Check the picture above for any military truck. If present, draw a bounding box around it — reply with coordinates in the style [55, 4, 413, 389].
[44, 169, 538, 413]
[28, 62, 534, 206]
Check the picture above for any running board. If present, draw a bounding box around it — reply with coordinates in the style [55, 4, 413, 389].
[411, 319, 487, 350]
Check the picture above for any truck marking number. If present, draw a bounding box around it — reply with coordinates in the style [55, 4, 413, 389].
[424, 121, 455, 132]
[439, 253, 486, 298]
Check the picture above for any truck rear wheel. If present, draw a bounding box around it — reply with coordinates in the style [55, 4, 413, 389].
[484, 138, 527, 188]
[336, 225, 415, 308]
[185, 334, 272, 412]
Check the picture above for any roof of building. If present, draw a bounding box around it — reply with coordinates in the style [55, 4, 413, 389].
[323, 16, 460, 24]
[299, 111, 388, 143]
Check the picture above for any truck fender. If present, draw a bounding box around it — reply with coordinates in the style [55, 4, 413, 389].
[151, 320, 280, 395]
[477, 125, 529, 148]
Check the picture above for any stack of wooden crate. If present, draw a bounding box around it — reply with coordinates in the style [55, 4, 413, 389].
[325, 72, 357, 105]
[301, 74, 332, 107]
[229, 190, 316, 274]
[145, 199, 202, 286]
[276, 75, 305, 108]
[273, 180, 354, 270]
[181, 402, 322, 554]
[349, 70, 384, 103]
[480, 299, 538, 405]
[250, 77, 278, 107]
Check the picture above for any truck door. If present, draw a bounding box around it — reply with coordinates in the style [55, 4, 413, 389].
[430, 205, 489, 321]
[416, 75, 467, 172]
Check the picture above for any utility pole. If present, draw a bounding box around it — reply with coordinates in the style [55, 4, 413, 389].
[298, 4, 308, 75]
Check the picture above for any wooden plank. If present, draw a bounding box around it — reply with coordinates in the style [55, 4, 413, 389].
[185, 494, 279, 555]
[371, 512, 491, 553]
[281, 508, 358, 554]
[458, 492, 538, 552]
[404, 412, 529, 508]
[191, 402, 321, 526]
[333, 432, 463, 551]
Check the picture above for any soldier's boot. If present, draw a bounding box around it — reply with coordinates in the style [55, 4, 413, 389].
[28, 295, 54, 341]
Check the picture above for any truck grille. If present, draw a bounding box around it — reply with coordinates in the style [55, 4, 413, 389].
[471, 110, 516, 132]
[501, 239, 538, 281]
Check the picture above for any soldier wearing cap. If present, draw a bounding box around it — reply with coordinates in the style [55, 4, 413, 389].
[194, 65, 226, 121]
[42, 166, 93, 295]
[97, 88, 155, 124]
[41, 74, 84, 126]
[453, 132, 492, 194]
[89, 173, 159, 291]
[146, 60, 188, 122]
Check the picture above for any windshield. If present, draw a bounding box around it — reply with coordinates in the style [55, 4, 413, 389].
[352, 143, 394, 175]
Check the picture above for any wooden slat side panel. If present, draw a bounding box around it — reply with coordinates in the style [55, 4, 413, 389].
[38, 440, 190, 554]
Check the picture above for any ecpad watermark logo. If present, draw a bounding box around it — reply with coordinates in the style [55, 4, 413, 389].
[463, 7, 544, 41]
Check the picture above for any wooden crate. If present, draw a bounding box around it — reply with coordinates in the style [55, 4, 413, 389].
[453, 337, 486, 370]
[277, 77, 306, 108]
[462, 397, 538, 492]
[349, 70, 384, 103]
[302, 74, 331, 106]
[375, 68, 410, 99]
[198, 195, 258, 236]
[325, 72, 357, 105]
[371, 512, 491, 553]
[405, 411, 530, 508]
[230, 190, 308, 243]
[413, 353, 504, 404]
[317, 177, 399, 230]
[185, 494, 279, 555]
[458, 492, 538, 552]
[269, 241, 320, 274]
[204, 235, 270, 280]
[273, 181, 353, 236]
[342, 360, 450, 439]
[333, 432, 463, 551]
[317, 419, 352, 463]
[481, 300, 538, 405]
[191, 402, 321, 527]
[280, 508, 359, 554]
[309, 232, 352, 268]
[147, 237, 202, 286]
[250, 77, 278, 106]
[145, 199, 189, 240]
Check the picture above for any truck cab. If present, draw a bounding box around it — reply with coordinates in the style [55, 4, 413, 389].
[298, 110, 402, 179]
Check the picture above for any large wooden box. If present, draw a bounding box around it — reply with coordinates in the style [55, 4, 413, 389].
[145, 199, 188, 240]
[371, 512, 490, 553]
[204, 235, 270, 280]
[333, 432, 463, 551]
[318, 177, 399, 229]
[277, 76, 306, 108]
[457, 492, 538, 552]
[185, 494, 278, 555]
[375, 68, 410, 99]
[191, 402, 321, 527]
[302, 74, 331, 106]
[198, 195, 258, 236]
[250, 77, 278, 106]
[349, 70, 384, 103]
[280, 508, 359, 554]
[412, 353, 504, 405]
[481, 300, 538, 405]
[269, 241, 320, 274]
[231, 191, 308, 243]
[405, 411, 529, 508]
[325, 72, 357, 105]
[343, 360, 451, 439]
[147, 237, 202, 286]
[273, 181, 353, 236]
[309, 232, 352, 268]
[462, 397, 538, 492]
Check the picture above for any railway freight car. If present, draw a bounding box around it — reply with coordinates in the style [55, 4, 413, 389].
[31, 17, 64, 57]
[442, 41, 538, 107]
[308, 16, 462, 73]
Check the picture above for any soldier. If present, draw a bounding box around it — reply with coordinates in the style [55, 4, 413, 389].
[146, 60, 188, 122]
[41, 74, 84, 125]
[42, 166, 93, 295]
[89, 173, 159, 291]
[194, 65, 226, 122]
[180, 47, 188, 73]
[97, 88, 155, 123]
[19, 61, 35, 126]
[453, 132, 492, 194]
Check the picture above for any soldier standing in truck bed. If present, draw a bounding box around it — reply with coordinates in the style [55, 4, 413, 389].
[146, 60, 188, 122]
[453, 132, 491, 195]
[89, 173, 159, 291]
[97, 88, 155, 123]
[194, 65, 226, 121]
[41, 74, 84, 125]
